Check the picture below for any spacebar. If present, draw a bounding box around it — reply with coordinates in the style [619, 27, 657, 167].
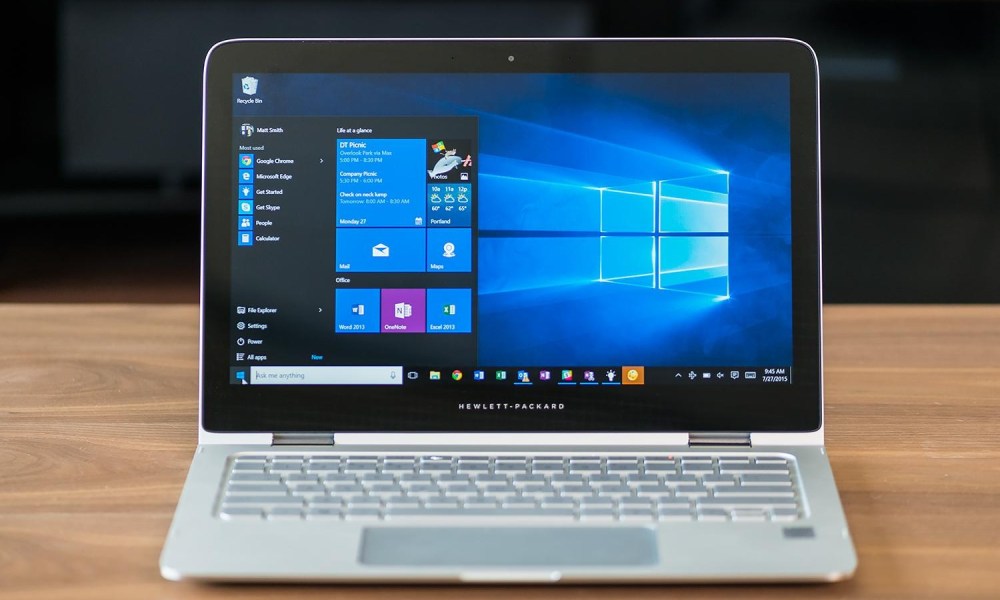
[384, 508, 577, 520]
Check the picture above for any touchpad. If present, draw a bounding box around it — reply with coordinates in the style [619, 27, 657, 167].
[360, 527, 658, 567]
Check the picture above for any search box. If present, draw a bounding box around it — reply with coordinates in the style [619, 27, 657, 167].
[249, 366, 403, 385]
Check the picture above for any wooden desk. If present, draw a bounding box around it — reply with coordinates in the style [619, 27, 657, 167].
[1, 304, 997, 599]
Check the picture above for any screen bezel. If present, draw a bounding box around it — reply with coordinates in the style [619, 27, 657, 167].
[201, 38, 822, 434]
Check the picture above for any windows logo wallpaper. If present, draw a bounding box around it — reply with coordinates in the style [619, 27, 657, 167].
[293, 73, 793, 367]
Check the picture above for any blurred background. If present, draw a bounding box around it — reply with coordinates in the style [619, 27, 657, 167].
[1, 0, 997, 303]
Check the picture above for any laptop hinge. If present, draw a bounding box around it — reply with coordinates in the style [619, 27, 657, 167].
[272, 433, 335, 446]
[688, 433, 752, 447]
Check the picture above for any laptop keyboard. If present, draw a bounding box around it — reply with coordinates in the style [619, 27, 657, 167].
[218, 454, 803, 523]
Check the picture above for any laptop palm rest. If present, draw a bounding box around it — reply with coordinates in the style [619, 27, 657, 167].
[360, 527, 658, 567]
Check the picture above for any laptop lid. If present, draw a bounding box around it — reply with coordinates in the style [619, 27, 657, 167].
[201, 38, 821, 435]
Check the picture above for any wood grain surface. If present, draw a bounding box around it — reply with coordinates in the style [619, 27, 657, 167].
[1, 304, 998, 599]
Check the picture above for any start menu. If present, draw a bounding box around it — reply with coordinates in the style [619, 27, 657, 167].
[231, 117, 478, 373]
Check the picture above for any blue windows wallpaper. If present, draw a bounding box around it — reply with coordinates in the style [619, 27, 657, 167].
[262, 72, 792, 367]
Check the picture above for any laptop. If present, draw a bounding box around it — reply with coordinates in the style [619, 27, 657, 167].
[160, 38, 857, 583]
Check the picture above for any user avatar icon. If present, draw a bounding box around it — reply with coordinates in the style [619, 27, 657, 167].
[442, 242, 456, 258]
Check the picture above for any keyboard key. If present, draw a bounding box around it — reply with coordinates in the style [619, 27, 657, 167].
[674, 486, 710, 498]
[480, 483, 518, 493]
[731, 509, 768, 522]
[719, 464, 790, 474]
[418, 463, 453, 472]
[578, 497, 615, 508]
[343, 464, 378, 473]
[512, 474, 547, 485]
[344, 508, 382, 521]
[406, 491, 443, 500]
[456, 464, 490, 473]
[588, 474, 622, 483]
[304, 463, 341, 472]
[655, 500, 692, 511]
[266, 507, 303, 520]
[740, 474, 793, 485]
[550, 474, 585, 484]
[635, 485, 674, 498]
[321, 473, 357, 482]
[307, 496, 343, 506]
[462, 499, 499, 509]
[304, 508, 342, 520]
[494, 464, 527, 473]
[441, 484, 479, 495]
[225, 484, 288, 495]
[680, 464, 715, 475]
[366, 483, 404, 494]
[530, 463, 564, 472]
[327, 483, 364, 493]
[697, 508, 730, 522]
[592, 482, 629, 493]
[771, 508, 800, 521]
[269, 462, 303, 472]
[384, 508, 575, 521]
[663, 475, 700, 485]
[382, 462, 415, 472]
[754, 457, 789, 465]
[230, 473, 281, 482]
[714, 486, 795, 498]
[231, 462, 265, 471]
[643, 463, 677, 472]
[473, 474, 509, 483]
[219, 507, 263, 520]
[558, 486, 595, 498]
[697, 497, 797, 509]
[423, 497, 461, 508]
[605, 464, 639, 473]
[618, 497, 653, 508]
[656, 508, 694, 521]
[579, 508, 616, 521]
[501, 499, 538, 509]
[701, 475, 738, 487]
[625, 474, 660, 484]
[597, 486, 632, 497]
[619, 509, 654, 522]
[540, 498, 575, 509]
[383, 497, 420, 508]
[288, 484, 327, 495]
[223, 495, 303, 505]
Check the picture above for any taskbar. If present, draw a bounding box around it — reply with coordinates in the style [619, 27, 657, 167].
[229, 365, 792, 386]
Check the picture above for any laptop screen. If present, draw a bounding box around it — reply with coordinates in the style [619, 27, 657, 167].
[204, 40, 819, 433]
